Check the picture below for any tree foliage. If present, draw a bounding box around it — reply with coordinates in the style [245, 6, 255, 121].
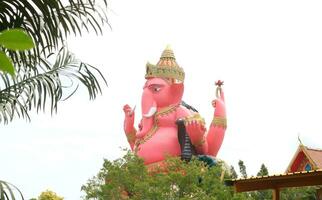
[256, 164, 268, 177]
[81, 151, 249, 200]
[238, 160, 247, 179]
[0, 28, 34, 75]
[249, 164, 272, 200]
[83, 154, 321, 199]
[230, 166, 238, 179]
[0, 0, 109, 124]
[281, 187, 317, 200]
[0, 0, 108, 65]
[37, 190, 64, 200]
[0, 0, 109, 199]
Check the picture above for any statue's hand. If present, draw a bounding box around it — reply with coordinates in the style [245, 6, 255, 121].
[211, 99, 216, 108]
[212, 98, 226, 119]
[186, 121, 206, 146]
[123, 104, 135, 133]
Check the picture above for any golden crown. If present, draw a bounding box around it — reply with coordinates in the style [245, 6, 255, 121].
[145, 46, 185, 82]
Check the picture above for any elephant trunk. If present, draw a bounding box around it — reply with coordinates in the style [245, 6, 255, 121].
[136, 91, 157, 139]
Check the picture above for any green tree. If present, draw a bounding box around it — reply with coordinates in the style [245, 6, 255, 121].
[230, 165, 238, 179]
[238, 160, 247, 179]
[38, 190, 63, 200]
[250, 164, 272, 200]
[81, 151, 249, 200]
[256, 164, 268, 176]
[281, 187, 317, 200]
[0, 0, 109, 123]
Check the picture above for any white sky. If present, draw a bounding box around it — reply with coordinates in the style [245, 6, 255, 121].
[1, 0, 322, 199]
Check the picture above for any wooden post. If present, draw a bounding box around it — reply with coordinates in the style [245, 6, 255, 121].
[317, 188, 322, 200]
[272, 188, 280, 200]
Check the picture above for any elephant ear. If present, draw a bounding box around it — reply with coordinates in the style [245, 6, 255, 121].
[171, 83, 184, 104]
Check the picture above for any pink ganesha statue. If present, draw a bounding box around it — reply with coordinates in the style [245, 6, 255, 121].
[123, 46, 227, 167]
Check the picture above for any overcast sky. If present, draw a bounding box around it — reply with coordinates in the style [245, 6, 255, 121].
[1, 0, 322, 199]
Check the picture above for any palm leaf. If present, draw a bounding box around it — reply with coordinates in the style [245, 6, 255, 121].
[0, 0, 109, 124]
[0, 0, 109, 65]
[0, 180, 24, 200]
[0, 47, 107, 124]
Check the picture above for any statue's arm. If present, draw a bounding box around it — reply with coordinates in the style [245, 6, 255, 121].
[123, 104, 137, 150]
[206, 87, 227, 156]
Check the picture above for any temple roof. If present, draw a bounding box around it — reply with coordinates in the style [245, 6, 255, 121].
[305, 147, 322, 168]
[225, 169, 322, 192]
[286, 144, 322, 173]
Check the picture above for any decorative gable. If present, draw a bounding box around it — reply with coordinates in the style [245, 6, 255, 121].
[286, 145, 322, 173]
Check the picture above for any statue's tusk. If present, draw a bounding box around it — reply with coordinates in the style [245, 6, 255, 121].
[143, 106, 157, 118]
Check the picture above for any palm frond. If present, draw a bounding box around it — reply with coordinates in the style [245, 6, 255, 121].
[0, 47, 107, 124]
[0, 180, 24, 200]
[0, 0, 109, 65]
[0, 0, 109, 124]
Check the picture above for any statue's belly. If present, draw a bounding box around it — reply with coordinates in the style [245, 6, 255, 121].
[136, 127, 181, 165]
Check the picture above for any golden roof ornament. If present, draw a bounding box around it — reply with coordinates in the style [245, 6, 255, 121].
[145, 45, 185, 82]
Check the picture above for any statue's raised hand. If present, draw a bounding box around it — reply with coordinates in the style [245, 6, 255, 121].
[185, 120, 206, 146]
[185, 120, 207, 154]
[123, 104, 135, 133]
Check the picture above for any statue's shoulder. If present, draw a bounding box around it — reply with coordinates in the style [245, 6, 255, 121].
[176, 102, 197, 119]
